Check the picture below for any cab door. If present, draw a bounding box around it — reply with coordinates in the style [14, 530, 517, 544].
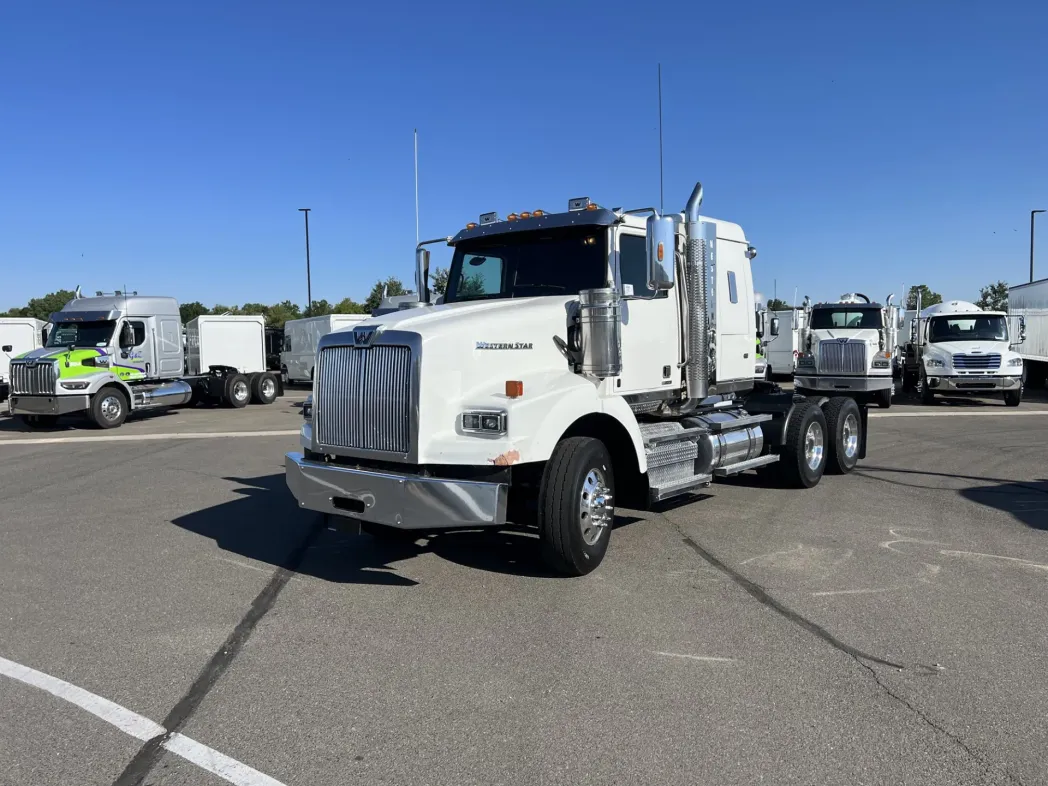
[712, 236, 755, 386]
[614, 229, 682, 396]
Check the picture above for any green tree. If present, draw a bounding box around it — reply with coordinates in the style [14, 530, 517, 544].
[210, 304, 241, 315]
[906, 284, 943, 310]
[332, 297, 367, 314]
[975, 280, 1008, 312]
[431, 267, 450, 296]
[309, 299, 333, 317]
[14, 289, 77, 321]
[179, 301, 210, 324]
[766, 298, 790, 311]
[458, 273, 487, 298]
[365, 277, 407, 313]
[240, 302, 271, 317]
[266, 300, 301, 328]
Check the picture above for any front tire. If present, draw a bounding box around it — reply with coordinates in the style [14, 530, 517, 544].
[538, 437, 615, 577]
[1004, 389, 1022, 407]
[920, 371, 935, 405]
[779, 401, 827, 488]
[823, 397, 862, 475]
[89, 388, 128, 429]
[875, 385, 893, 409]
[224, 374, 250, 408]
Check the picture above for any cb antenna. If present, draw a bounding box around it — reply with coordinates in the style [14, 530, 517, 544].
[414, 128, 420, 246]
[657, 64, 664, 214]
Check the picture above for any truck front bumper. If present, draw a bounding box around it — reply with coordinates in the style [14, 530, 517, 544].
[285, 452, 509, 530]
[794, 375, 892, 392]
[9, 394, 90, 416]
[927, 375, 1021, 392]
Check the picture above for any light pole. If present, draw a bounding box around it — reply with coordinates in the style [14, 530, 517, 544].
[1032, 210, 1046, 283]
[299, 208, 312, 315]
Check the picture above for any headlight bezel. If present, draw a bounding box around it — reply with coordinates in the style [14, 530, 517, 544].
[925, 357, 946, 368]
[1007, 357, 1023, 367]
[302, 395, 313, 421]
[59, 380, 90, 390]
[461, 409, 508, 436]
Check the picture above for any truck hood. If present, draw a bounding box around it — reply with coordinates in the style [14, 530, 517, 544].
[809, 328, 881, 343]
[351, 296, 577, 338]
[924, 340, 1012, 356]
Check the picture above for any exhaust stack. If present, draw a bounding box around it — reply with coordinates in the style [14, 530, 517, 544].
[683, 182, 708, 403]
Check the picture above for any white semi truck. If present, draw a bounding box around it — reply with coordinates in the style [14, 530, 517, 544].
[280, 313, 370, 385]
[1, 318, 49, 402]
[1008, 279, 1048, 388]
[285, 182, 875, 576]
[7, 294, 279, 428]
[793, 293, 899, 408]
[763, 308, 808, 378]
[901, 298, 1025, 405]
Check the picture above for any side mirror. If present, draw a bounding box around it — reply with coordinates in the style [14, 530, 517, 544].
[119, 323, 135, 349]
[909, 321, 917, 343]
[415, 248, 431, 304]
[1, 344, 12, 353]
[645, 213, 676, 291]
[770, 316, 780, 337]
[1019, 315, 1027, 344]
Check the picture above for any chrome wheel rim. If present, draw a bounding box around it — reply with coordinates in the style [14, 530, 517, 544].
[579, 468, 613, 546]
[805, 421, 824, 471]
[233, 381, 249, 402]
[841, 413, 859, 459]
[261, 378, 276, 399]
[100, 395, 122, 422]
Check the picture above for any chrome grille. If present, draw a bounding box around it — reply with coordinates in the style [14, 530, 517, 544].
[315, 345, 413, 454]
[10, 359, 58, 395]
[818, 340, 867, 375]
[953, 353, 1001, 370]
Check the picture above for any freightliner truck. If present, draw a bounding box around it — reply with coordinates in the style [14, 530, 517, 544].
[285, 182, 874, 576]
[7, 293, 280, 428]
[793, 293, 900, 408]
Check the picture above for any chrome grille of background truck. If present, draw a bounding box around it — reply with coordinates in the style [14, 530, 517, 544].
[818, 340, 866, 375]
[315, 345, 413, 454]
[10, 359, 58, 395]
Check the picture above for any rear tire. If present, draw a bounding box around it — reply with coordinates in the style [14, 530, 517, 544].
[920, 371, 935, 405]
[1004, 389, 1022, 407]
[251, 372, 278, 404]
[778, 401, 827, 489]
[823, 396, 862, 475]
[224, 374, 250, 408]
[538, 437, 615, 577]
[88, 388, 128, 429]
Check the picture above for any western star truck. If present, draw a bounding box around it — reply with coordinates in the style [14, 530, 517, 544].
[1, 318, 48, 402]
[902, 298, 1025, 405]
[284, 182, 875, 576]
[1008, 279, 1048, 388]
[7, 294, 279, 429]
[794, 293, 899, 408]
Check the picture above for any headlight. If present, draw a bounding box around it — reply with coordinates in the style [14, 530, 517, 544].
[872, 359, 890, 368]
[462, 410, 507, 435]
[60, 380, 90, 390]
[302, 395, 312, 420]
[1007, 357, 1023, 367]
[797, 354, 815, 367]
[925, 358, 945, 368]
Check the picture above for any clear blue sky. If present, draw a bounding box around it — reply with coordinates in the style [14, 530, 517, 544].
[2, 1, 1046, 311]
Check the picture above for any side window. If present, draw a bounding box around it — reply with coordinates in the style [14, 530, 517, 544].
[283, 336, 292, 352]
[455, 254, 503, 298]
[727, 271, 738, 304]
[619, 234, 665, 298]
[129, 321, 147, 346]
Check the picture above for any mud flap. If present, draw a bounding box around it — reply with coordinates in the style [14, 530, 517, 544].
[859, 405, 869, 460]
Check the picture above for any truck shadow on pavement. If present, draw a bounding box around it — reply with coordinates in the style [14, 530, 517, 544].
[858, 466, 1048, 532]
[170, 473, 643, 583]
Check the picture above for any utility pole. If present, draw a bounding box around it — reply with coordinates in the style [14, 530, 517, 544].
[299, 208, 312, 315]
[1032, 210, 1046, 283]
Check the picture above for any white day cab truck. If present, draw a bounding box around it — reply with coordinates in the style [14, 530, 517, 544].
[793, 293, 900, 408]
[285, 182, 875, 576]
[763, 307, 808, 378]
[1008, 278, 1048, 389]
[1, 318, 49, 402]
[901, 298, 1025, 406]
[7, 294, 280, 429]
[280, 313, 369, 385]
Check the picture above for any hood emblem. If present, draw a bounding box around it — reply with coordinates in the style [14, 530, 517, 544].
[836, 338, 849, 344]
[353, 326, 378, 347]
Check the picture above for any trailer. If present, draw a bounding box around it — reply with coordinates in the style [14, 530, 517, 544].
[1009, 279, 1048, 388]
[280, 314, 370, 384]
[1, 318, 48, 402]
[7, 294, 279, 429]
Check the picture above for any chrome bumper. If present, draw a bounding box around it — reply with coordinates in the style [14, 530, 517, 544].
[794, 375, 892, 392]
[9, 394, 90, 416]
[928, 375, 1020, 392]
[284, 452, 509, 530]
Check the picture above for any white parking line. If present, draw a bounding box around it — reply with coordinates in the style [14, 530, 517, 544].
[871, 410, 1048, 418]
[653, 651, 735, 664]
[0, 429, 299, 446]
[0, 654, 287, 786]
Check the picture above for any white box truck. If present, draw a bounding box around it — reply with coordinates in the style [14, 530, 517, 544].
[1, 318, 48, 401]
[286, 181, 877, 576]
[1009, 279, 1048, 388]
[280, 314, 369, 384]
[763, 308, 807, 378]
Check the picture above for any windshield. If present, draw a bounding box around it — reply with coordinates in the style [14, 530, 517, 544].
[810, 307, 882, 330]
[444, 226, 607, 303]
[928, 315, 1007, 343]
[46, 320, 116, 348]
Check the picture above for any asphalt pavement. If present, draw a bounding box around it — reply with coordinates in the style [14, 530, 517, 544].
[1, 389, 1047, 785]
